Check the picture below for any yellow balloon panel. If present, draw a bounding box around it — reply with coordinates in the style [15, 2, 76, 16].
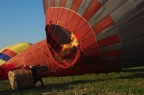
[0, 42, 32, 53]
[7, 42, 32, 53]
[0, 59, 6, 66]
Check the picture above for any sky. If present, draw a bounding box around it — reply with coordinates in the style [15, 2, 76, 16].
[0, 0, 46, 49]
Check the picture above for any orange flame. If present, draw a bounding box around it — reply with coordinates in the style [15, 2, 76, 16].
[54, 33, 78, 62]
[60, 33, 78, 57]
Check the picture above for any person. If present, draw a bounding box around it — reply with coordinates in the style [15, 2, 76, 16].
[22, 64, 48, 87]
[29, 65, 44, 87]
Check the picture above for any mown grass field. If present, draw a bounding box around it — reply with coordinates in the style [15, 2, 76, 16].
[0, 67, 144, 95]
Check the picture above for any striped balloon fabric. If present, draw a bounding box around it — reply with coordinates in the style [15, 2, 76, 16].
[0, 42, 32, 66]
[0, 49, 17, 65]
[43, 0, 144, 68]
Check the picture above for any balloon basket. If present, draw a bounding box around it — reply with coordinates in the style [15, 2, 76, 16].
[8, 69, 33, 90]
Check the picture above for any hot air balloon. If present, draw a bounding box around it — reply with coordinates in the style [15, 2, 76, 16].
[1, 0, 144, 80]
[43, 0, 144, 68]
[0, 42, 32, 66]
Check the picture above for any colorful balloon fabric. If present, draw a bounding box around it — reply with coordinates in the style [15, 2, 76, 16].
[0, 42, 32, 66]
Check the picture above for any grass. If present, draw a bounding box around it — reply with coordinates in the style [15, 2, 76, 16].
[0, 67, 144, 95]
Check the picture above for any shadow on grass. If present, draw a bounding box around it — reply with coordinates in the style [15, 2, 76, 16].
[118, 73, 144, 79]
[34, 79, 96, 91]
[118, 67, 144, 79]
[1, 79, 96, 95]
[122, 68, 144, 73]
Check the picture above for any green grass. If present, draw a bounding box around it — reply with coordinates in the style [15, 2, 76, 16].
[0, 67, 144, 95]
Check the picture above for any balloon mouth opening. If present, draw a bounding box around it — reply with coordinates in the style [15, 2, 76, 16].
[45, 24, 80, 68]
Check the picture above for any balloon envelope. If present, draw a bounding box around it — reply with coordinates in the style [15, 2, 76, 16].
[0, 42, 32, 66]
[43, 0, 144, 68]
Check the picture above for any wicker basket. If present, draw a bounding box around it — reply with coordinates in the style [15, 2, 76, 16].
[8, 69, 33, 90]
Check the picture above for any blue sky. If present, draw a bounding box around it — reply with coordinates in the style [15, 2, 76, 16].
[0, 0, 46, 49]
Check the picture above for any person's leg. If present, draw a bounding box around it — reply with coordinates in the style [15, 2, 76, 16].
[33, 79, 37, 87]
[39, 78, 44, 87]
